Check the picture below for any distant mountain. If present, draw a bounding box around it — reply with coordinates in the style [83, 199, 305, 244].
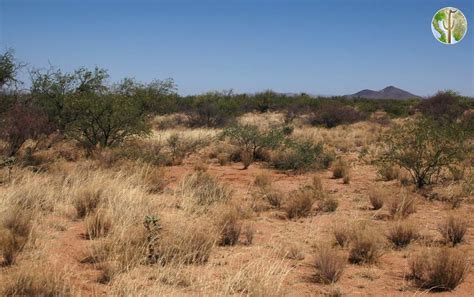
[347, 86, 420, 99]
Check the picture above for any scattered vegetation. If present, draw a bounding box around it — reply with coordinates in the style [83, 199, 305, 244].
[388, 193, 416, 219]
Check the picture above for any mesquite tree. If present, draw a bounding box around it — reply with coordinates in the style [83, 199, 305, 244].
[379, 117, 468, 188]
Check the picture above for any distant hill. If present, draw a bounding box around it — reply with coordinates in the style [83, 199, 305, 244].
[347, 86, 420, 100]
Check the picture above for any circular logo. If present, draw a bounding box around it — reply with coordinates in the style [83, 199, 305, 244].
[431, 7, 467, 44]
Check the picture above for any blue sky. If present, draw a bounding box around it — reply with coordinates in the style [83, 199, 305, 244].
[1, 0, 473, 96]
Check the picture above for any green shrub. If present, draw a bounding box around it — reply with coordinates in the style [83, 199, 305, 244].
[378, 117, 467, 188]
[270, 139, 325, 172]
[222, 123, 285, 165]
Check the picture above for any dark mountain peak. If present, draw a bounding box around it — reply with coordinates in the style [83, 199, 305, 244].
[347, 86, 420, 100]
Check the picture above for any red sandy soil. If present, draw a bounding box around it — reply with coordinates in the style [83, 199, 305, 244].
[38, 155, 473, 296]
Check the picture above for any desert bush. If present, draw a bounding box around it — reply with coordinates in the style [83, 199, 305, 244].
[409, 247, 468, 291]
[177, 172, 233, 210]
[332, 159, 349, 179]
[2, 265, 73, 296]
[85, 209, 112, 239]
[438, 215, 468, 246]
[73, 188, 103, 218]
[348, 227, 384, 264]
[166, 133, 207, 166]
[416, 91, 468, 123]
[310, 102, 365, 128]
[386, 221, 418, 248]
[0, 101, 53, 157]
[368, 188, 385, 210]
[388, 193, 416, 219]
[270, 138, 326, 172]
[215, 206, 242, 246]
[0, 208, 33, 265]
[64, 92, 150, 150]
[313, 245, 346, 283]
[222, 123, 286, 168]
[285, 187, 318, 219]
[379, 117, 467, 188]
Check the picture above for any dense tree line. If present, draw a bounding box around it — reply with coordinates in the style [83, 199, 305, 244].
[0, 50, 472, 157]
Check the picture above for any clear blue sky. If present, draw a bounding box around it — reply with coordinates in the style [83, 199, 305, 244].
[1, 0, 473, 96]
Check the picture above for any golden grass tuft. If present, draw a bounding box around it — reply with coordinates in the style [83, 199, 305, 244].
[2, 265, 73, 296]
[332, 159, 349, 179]
[85, 209, 113, 239]
[285, 187, 317, 219]
[214, 206, 242, 246]
[313, 245, 346, 283]
[409, 247, 469, 291]
[0, 207, 33, 265]
[388, 193, 416, 219]
[386, 221, 418, 249]
[176, 171, 233, 211]
[73, 188, 102, 218]
[348, 225, 385, 264]
[437, 214, 468, 246]
[368, 188, 385, 210]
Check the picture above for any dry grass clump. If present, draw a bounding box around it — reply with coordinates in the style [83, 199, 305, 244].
[85, 209, 113, 239]
[332, 159, 349, 179]
[409, 247, 469, 291]
[282, 244, 305, 260]
[220, 257, 290, 296]
[342, 174, 350, 184]
[313, 245, 346, 284]
[241, 149, 253, 169]
[437, 215, 468, 246]
[253, 172, 272, 188]
[368, 187, 386, 210]
[73, 188, 103, 218]
[285, 187, 317, 219]
[263, 190, 284, 209]
[386, 221, 418, 249]
[0, 207, 33, 265]
[193, 160, 209, 172]
[214, 206, 242, 246]
[177, 172, 233, 211]
[388, 193, 416, 219]
[142, 166, 167, 193]
[333, 223, 353, 248]
[318, 196, 339, 213]
[348, 225, 385, 264]
[242, 224, 255, 245]
[156, 219, 216, 265]
[2, 265, 73, 296]
[377, 164, 400, 181]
